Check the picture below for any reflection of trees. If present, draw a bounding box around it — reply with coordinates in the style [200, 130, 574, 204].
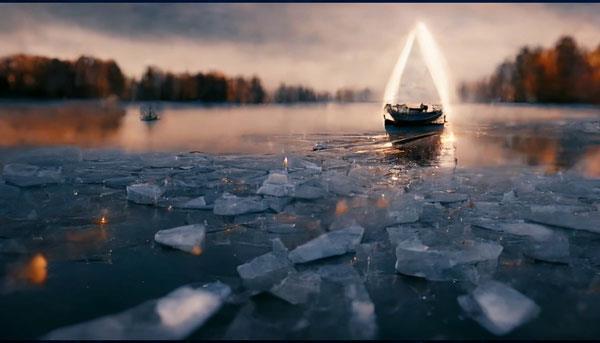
[460, 36, 600, 104]
[383, 125, 444, 166]
[0, 103, 125, 146]
[496, 132, 593, 171]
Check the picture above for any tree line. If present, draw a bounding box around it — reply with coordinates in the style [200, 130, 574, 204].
[0, 54, 372, 104]
[459, 36, 600, 104]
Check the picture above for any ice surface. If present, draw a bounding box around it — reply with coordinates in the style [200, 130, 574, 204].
[457, 280, 540, 336]
[0, 183, 20, 200]
[286, 156, 322, 173]
[213, 193, 269, 216]
[288, 224, 364, 264]
[237, 238, 295, 290]
[6, 146, 82, 166]
[501, 190, 517, 204]
[126, 183, 164, 205]
[316, 264, 377, 339]
[321, 170, 365, 196]
[270, 271, 321, 304]
[43, 282, 231, 339]
[293, 184, 326, 200]
[257, 171, 295, 197]
[474, 221, 569, 263]
[177, 196, 209, 210]
[103, 176, 138, 189]
[394, 238, 503, 281]
[425, 191, 469, 204]
[387, 194, 423, 224]
[154, 224, 206, 254]
[386, 226, 420, 245]
[526, 207, 600, 234]
[3, 163, 64, 187]
[264, 195, 292, 213]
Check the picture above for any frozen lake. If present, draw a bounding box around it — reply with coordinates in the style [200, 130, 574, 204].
[0, 101, 599, 339]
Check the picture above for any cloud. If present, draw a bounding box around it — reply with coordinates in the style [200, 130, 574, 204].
[0, 3, 598, 95]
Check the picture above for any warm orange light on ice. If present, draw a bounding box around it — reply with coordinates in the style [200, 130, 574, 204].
[335, 199, 349, 216]
[21, 253, 48, 285]
[191, 245, 203, 256]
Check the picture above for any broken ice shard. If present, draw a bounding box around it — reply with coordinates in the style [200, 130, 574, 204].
[126, 183, 164, 205]
[3, 163, 64, 187]
[43, 282, 231, 340]
[457, 280, 540, 336]
[257, 171, 295, 197]
[213, 192, 269, 216]
[526, 207, 600, 234]
[288, 224, 364, 264]
[474, 221, 569, 263]
[236, 238, 295, 290]
[154, 224, 206, 255]
[394, 238, 503, 281]
[270, 271, 321, 305]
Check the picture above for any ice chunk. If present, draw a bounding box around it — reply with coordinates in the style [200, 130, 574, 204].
[321, 170, 364, 196]
[394, 239, 503, 281]
[474, 221, 569, 263]
[386, 226, 420, 245]
[292, 184, 326, 200]
[126, 183, 164, 205]
[257, 171, 295, 197]
[288, 224, 364, 264]
[264, 195, 292, 213]
[103, 176, 138, 189]
[457, 280, 540, 336]
[286, 156, 322, 173]
[213, 193, 269, 216]
[178, 196, 209, 209]
[154, 224, 206, 255]
[236, 238, 295, 290]
[387, 195, 423, 224]
[425, 191, 468, 204]
[43, 282, 231, 339]
[526, 208, 600, 234]
[3, 163, 64, 187]
[501, 190, 517, 204]
[270, 271, 321, 304]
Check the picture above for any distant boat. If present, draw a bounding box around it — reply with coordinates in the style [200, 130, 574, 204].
[383, 103, 444, 126]
[140, 105, 159, 121]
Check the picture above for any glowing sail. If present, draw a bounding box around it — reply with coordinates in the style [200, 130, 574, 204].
[382, 22, 454, 115]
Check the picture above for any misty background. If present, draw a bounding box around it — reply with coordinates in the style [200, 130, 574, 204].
[0, 3, 598, 98]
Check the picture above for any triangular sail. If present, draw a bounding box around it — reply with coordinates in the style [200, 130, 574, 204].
[382, 22, 453, 115]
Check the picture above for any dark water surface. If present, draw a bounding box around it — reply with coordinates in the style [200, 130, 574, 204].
[0, 101, 599, 339]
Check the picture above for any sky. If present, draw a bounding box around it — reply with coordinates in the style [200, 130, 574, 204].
[0, 3, 598, 96]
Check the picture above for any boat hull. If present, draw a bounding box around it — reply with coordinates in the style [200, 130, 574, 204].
[386, 110, 444, 126]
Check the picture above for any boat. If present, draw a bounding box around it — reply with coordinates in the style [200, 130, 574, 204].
[383, 103, 444, 126]
[140, 105, 159, 121]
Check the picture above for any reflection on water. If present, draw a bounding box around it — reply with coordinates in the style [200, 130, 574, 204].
[383, 124, 447, 167]
[0, 102, 125, 147]
[3, 253, 48, 292]
[21, 253, 48, 285]
[0, 101, 598, 175]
